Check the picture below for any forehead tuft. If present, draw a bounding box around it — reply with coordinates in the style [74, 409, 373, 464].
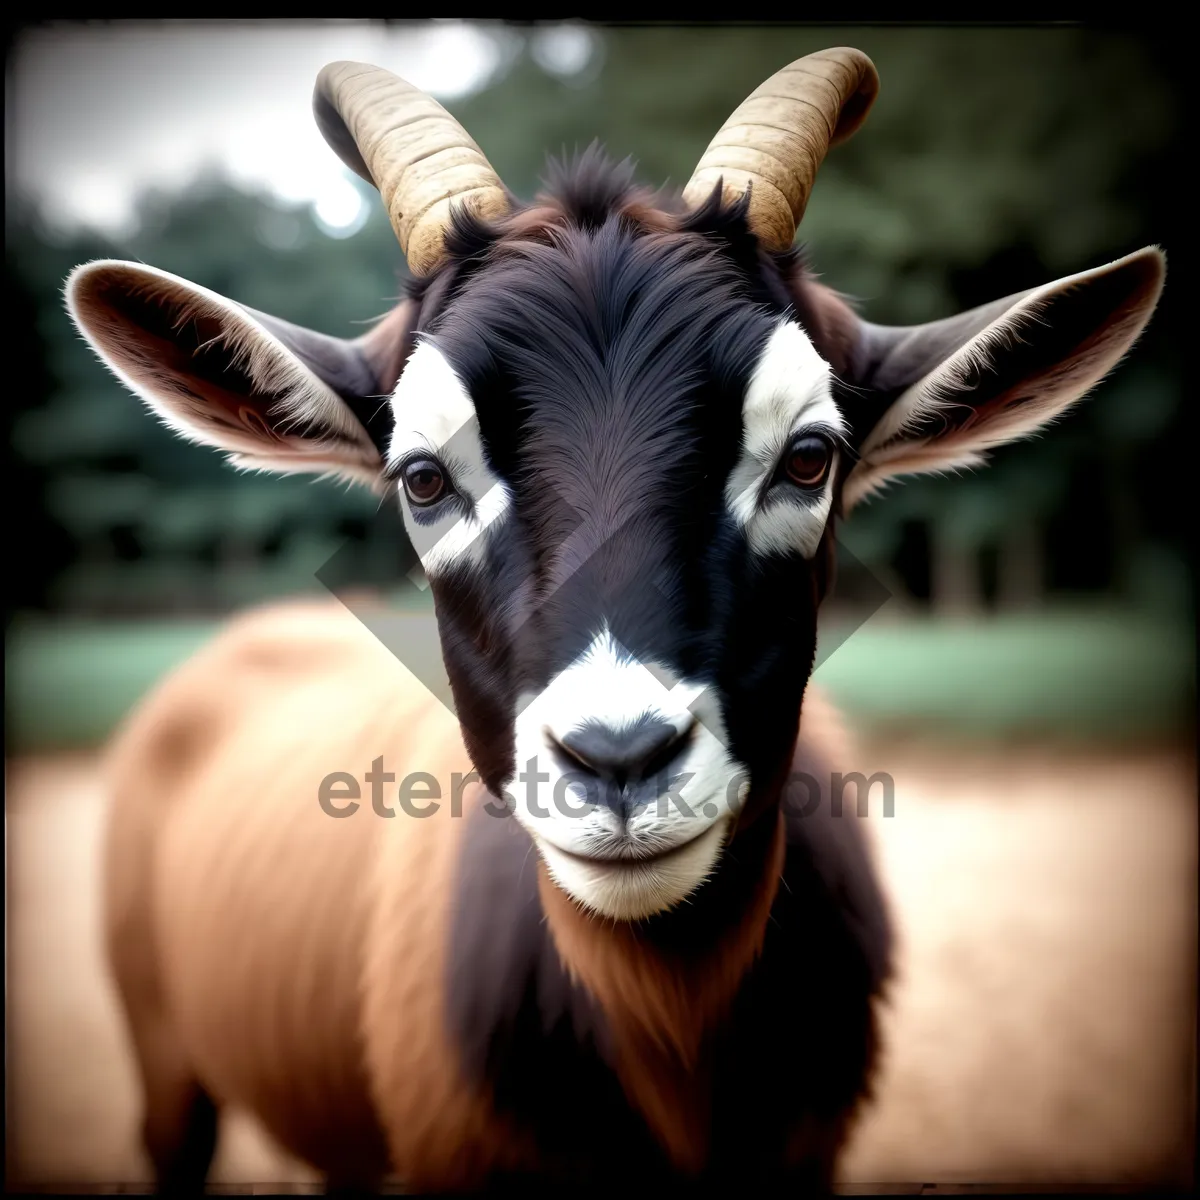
[428, 218, 784, 428]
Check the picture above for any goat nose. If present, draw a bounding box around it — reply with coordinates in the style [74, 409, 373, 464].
[552, 717, 693, 789]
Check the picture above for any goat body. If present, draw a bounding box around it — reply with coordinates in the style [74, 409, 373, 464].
[76, 53, 1163, 1195]
[105, 597, 891, 1191]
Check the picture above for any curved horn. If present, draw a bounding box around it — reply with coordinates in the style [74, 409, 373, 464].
[682, 48, 879, 253]
[313, 61, 509, 276]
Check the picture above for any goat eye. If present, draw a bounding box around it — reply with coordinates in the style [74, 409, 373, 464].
[784, 435, 833, 489]
[402, 459, 446, 506]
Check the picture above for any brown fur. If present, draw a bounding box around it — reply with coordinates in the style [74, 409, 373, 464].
[102, 597, 870, 1189]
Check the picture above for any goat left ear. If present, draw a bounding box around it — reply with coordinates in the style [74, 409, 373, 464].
[65, 260, 413, 489]
[834, 246, 1165, 510]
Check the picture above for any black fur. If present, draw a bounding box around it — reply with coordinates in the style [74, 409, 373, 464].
[400, 154, 837, 808]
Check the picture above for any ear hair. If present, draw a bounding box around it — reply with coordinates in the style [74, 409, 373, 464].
[65, 260, 386, 488]
[840, 246, 1166, 510]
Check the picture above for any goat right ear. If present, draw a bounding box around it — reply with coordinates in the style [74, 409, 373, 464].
[806, 247, 1165, 511]
[65, 260, 415, 489]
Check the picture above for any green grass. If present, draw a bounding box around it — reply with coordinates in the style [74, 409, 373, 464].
[5, 606, 1194, 752]
[813, 609, 1194, 743]
[6, 618, 220, 752]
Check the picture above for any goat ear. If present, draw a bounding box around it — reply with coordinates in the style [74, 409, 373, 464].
[835, 246, 1165, 511]
[65, 260, 414, 489]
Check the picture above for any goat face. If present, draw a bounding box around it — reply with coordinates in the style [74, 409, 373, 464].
[392, 170, 843, 918]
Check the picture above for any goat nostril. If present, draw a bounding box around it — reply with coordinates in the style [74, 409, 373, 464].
[545, 728, 600, 777]
[550, 717, 693, 785]
[638, 721, 695, 781]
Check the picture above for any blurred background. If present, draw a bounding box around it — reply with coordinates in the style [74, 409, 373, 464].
[5, 19, 1196, 1193]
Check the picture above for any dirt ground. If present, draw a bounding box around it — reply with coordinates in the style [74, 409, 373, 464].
[5, 742, 1196, 1192]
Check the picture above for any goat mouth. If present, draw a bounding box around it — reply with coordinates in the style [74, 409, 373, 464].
[542, 827, 716, 868]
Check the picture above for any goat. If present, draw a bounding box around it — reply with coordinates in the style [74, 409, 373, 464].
[65, 49, 1165, 1192]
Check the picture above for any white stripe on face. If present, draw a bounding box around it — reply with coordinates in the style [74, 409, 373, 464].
[504, 626, 749, 921]
[724, 320, 846, 559]
[388, 340, 511, 577]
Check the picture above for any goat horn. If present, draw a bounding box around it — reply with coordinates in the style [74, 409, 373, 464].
[313, 61, 509, 276]
[682, 48, 880, 253]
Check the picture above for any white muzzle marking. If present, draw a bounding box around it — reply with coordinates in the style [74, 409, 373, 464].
[504, 627, 748, 920]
